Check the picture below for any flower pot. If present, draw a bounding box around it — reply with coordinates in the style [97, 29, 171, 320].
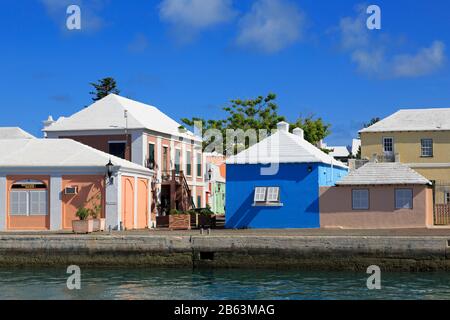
[169, 214, 191, 230]
[156, 215, 170, 228]
[92, 218, 106, 232]
[72, 220, 94, 234]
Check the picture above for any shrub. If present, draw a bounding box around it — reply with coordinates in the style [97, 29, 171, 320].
[76, 208, 90, 221]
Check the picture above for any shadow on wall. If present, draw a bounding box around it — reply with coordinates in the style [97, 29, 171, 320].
[226, 193, 283, 229]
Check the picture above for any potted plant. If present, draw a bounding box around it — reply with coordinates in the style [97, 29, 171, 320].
[72, 208, 94, 234]
[168, 209, 191, 230]
[89, 194, 104, 232]
[198, 206, 215, 228]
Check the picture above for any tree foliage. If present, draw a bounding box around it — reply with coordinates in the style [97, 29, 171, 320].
[363, 117, 381, 128]
[90, 77, 120, 102]
[182, 93, 331, 154]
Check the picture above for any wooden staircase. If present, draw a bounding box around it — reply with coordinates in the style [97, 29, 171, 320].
[163, 170, 195, 212]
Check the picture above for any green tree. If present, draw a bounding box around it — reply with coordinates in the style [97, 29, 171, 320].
[363, 117, 381, 129]
[89, 77, 120, 102]
[182, 93, 331, 154]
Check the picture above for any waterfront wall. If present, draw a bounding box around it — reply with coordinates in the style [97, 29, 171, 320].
[319, 186, 434, 229]
[0, 234, 449, 271]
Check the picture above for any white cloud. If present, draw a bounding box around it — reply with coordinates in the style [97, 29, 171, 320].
[40, 0, 107, 32]
[337, 6, 446, 78]
[393, 41, 446, 77]
[235, 0, 305, 53]
[159, 0, 236, 43]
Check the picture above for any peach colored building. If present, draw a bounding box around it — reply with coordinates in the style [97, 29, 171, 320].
[42, 94, 207, 216]
[0, 135, 153, 231]
[320, 162, 434, 229]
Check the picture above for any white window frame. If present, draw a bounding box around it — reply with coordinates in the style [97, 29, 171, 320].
[420, 139, 433, 157]
[186, 150, 192, 176]
[253, 186, 282, 206]
[395, 188, 413, 209]
[383, 137, 394, 153]
[352, 189, 369, 210]
[254, 187, 267, 203]
[266, 187, 280, 202]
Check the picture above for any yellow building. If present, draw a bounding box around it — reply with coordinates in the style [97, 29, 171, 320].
[360, 108, 450, 206]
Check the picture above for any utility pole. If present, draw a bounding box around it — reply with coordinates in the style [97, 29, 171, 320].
[124, 109, 129, 160]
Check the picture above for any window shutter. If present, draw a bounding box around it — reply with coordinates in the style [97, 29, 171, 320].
[254, 187, 267, 202]
[266, 187, 280, 202]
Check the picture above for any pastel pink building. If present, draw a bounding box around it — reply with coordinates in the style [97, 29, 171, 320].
[320, 162, 434, 229]
[43, 94, 207, 218]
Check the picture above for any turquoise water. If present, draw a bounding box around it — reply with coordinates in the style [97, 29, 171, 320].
[0, 268, 450, 300]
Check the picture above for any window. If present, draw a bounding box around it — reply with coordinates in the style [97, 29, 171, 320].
[421, 139, 433, 157]
[10, 181, 48, 216]
[10, 191, 28, 215]
[352, 189, 369, 210]
[175, 149, 181, 174]
[163, 146, 169, 172]
[196, 153, 202, 178]
[29, 191, 47, 215]
[395, 189, 413, 209]
[254, 187, 267, 202]
[266, 187, 280, 202]
[383, 137, 393, 153]
[148, 143, 155, 168]
[253, 187, 282, 205]
[446, 192, 450, 204]
[186, 151, 192, 176]
[197, 196, 202, 208]
[109, 142, 126, 159]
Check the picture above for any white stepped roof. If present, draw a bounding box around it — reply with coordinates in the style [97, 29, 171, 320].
[360, 108, 450, 133]
[0, 138, 151, 174]
[226, 127, 347, 169]
[0, 127, 35, 139]
[328, 146, 350, 158]
[44, 94, 200, 141]
[336, 162, 431, 186]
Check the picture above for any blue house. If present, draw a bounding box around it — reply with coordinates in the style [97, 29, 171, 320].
[225, 122, 348, 229]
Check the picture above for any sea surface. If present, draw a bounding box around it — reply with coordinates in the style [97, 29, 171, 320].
[0, 267, 449, 300]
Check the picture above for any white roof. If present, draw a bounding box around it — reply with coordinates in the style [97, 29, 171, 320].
[0, 138, 151, 174]
[226, 128, 347, 169]
[336, 162, 431, 186]
[360, 108, 450, 133]
[0, 127, 35, 139]
[351, 139, 361, 156]
[44, 94, 200, 141]
[328, 146, 350, 158]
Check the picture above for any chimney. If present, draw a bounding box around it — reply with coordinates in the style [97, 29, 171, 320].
[293, 127, 304, 140]
[43, 115, 55, 128]
[42, 116, 55, 138]
[277, 121, 289, 133]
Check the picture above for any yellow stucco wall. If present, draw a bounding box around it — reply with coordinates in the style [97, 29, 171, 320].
[361, 131, 450, 203]
[360, 131, 450, 164]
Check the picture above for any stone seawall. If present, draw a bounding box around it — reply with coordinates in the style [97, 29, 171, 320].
[0, 234, 449, 271]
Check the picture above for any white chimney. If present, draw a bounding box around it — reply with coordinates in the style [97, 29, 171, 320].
[42, 116, 55, 138]
[43, 115, 54, 128]
[277, 121, 289, 133]
[293, 127, 304, 140]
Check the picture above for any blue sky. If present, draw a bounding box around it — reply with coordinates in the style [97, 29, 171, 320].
[0, 0, 449, 145]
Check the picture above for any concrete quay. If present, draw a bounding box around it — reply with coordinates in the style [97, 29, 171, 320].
[0, 229, 450, 271]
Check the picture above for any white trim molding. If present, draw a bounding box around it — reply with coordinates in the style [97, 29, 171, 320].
[407, 163, 450, 169]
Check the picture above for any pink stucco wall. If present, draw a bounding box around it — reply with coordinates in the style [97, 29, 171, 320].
[319, 185, 433, 229]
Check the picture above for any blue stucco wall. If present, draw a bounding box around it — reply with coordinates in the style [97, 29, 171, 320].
[318, 164, 348, 187]
[225, 163, 348, 229]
